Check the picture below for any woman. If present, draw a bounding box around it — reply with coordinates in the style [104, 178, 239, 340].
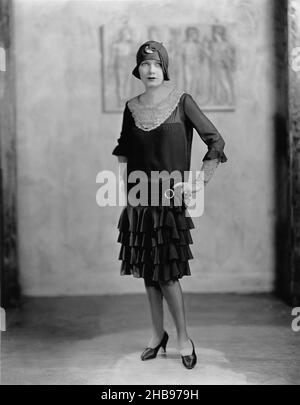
[112, 41, 227, 369]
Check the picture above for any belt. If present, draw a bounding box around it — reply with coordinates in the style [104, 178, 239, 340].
[127, 177, 185, 207]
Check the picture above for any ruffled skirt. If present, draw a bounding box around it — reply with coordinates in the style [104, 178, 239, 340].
[116, 203, 195, 283]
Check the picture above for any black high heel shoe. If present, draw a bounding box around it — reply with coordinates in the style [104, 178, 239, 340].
[141, 331, 169, 361]
[181, 339, 197, 369]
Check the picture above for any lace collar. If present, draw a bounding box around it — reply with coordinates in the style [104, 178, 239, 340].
[127, 88, 184, 131]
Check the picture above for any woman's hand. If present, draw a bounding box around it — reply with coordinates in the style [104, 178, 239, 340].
[201, 158, 220, 184]
[173, 181, 204, 207]
[174, 159, 219, 205]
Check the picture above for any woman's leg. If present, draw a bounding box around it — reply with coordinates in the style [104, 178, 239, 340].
[158, 279, 193, 354]
[144, 279, 165, 347]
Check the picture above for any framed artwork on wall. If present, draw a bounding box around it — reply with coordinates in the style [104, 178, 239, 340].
[100, 23, 236, 112]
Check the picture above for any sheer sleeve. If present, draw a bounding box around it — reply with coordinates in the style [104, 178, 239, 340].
[112, 102, 132, 158]
[183, 93, 228, 163]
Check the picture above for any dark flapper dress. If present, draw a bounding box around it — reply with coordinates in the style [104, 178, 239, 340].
[112, 88, 227, 284]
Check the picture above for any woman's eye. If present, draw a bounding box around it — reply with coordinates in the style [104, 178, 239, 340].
[141, 62, 161, 67]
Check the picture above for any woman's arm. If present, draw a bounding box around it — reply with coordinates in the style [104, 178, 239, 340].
[112, 104, 132, 198]
[175, 94, 227, 202]
[117, 156, 128, 186]
[117, 156, 128, 163]
[183, 93, 228, 164]
[112, 103, 132, 159]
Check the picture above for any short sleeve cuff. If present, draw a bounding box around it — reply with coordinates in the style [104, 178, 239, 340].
[112, 145, 128, 157]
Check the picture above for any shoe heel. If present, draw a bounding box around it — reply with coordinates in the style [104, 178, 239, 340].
[161, 332, 169, 352]
[141, 331, 169, 361]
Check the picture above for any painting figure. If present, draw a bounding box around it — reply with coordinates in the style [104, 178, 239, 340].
[147, 25, 164, 43]
[182, 27, 202, 94]
[209, 25, 235, 106]
[111, 26, 135, 107]
[167, 28, 183, 87]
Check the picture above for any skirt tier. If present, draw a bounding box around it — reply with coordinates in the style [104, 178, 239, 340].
[116, 203, 195, 282]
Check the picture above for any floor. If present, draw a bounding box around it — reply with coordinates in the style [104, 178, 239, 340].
[1, 293, 299, 385]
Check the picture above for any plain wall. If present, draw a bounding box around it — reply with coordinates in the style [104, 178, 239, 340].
[14, 0, 276, 295]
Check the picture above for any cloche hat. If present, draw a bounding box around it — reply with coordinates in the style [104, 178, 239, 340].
[132, 40, 170, 81]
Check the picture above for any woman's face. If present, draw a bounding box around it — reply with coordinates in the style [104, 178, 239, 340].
[138, 59, 164, 88]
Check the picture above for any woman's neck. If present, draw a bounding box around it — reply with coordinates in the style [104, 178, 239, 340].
[141, 84, 174, 104]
